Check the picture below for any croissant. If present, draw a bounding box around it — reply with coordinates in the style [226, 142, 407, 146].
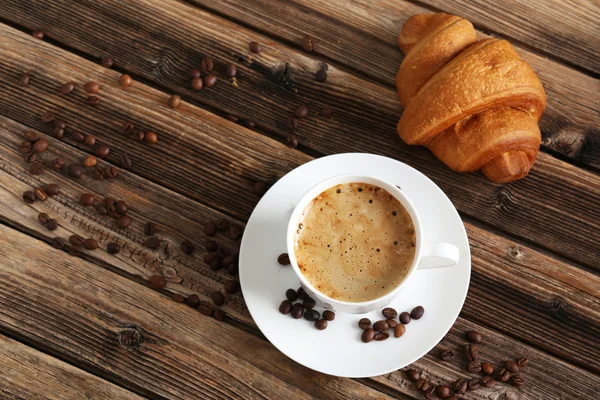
[396, 13, 546, 183]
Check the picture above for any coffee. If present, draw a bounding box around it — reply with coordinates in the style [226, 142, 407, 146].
[294, 182, 416, 302]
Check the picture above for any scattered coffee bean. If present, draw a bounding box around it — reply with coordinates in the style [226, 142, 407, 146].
[107, 242, 120, 254]
[319, 105, 333, 119]
[80, 193, 94, 206]
[290, 303, 304, 319]
[134, 131, 145, 141]
[373, 320, 389, 331]
[71, 131, 85, 142]
[279, 300, 293, 314]
[498, 368, 510, 382]
[41, 111, 54, 123]
[285, 288, 298, 301]
[315, 319, 328, 330]
[67, 163, 83, 178]
[87, 95, 100, 106]
[94, 168, 106, 180]
[323, 310, 335, 321]
[304, 309, 320, 321]
[172, 293, 184, 303]
[440, 349, 454, 361]
[226, 63, 237, 78]
[295, 105, 308, 119]
[406, 369, 420, 382]
[393, 323, 406, 338]
[60, 81, 75, 95]
[468, 361, 482, 373]
[286, 134, 299, 148]
[101, 57, 114, 68]
[386, 318, 397, 328]
[168, 95, 181, 108]
[117, 215, 132, 229]
[297, 287, 307, 300]
[185, 294, 201, 308]
[105, 166, 118, 179]
[225, 114, 239, 122]
[23, 191, 36, 204]
[114, 200, 127, 215]
[222, 256, 235, 268]
[24, 131, 39, 142]
[481, 362, 494, 376]
[203, 73, 217, 88]
[464, 344, 478, 361]
[516, 356, 529, 368]
[249, 41, 261, 53]
[191, 76, 203, 90]
[32, 138, 48, 153]
[50, 237, 66, 249]
[84, 82, 100, 93]
[287, 116, 298, 130]
[18, 72, 31, 87]
[509, 374, 523, 387]
[25, 153, 37, 163]
[382, 307, 397, 319]
[204, 253, 216, 265]
[415, 378, 428, 391]
[84, 238, 98, 250]
[315, 68, 327, 82]
[83, 155, 97, 167]
[32, 30, 44, 39]
[303, 297, 316, 310]
[69, 234, 86, 247]
[204, 240, 218, 252]
[410, 305, 424, 320]
[95, 145, 110, 158]
[241, 119, 255, 129]
[224, 280, 239, 294]
[451, 378, 467, 395]
[504, 360, 519, 373]
[423, 385, 435, 398]
[361, 328, 376, 343]
[481, 376, 495, 387]
[210, 258, 223, 271]
[190, 68, 201, 79]
[467, 378, 481, 391]
[436, 385, 452, 398]
[374, 331, 390, 341]
[214, 309, 225, 321]
[83, 135, 97, 147]
[34, 187, 48, 201]
[399, 312, 411, 324]
[29, 161, 44, 175]
[120, 153, 132, 169]
[38, 212, 50, 225]
[46, 219, 58, 231]
[358, 318, 371, 330]
[19, 141, 32, 153]
[211, 291, 225, 305]
[466, 330, 482, 344]
[301, 34, 315, 52]
[119, 74, 132, 87]
[200, 58, 214, 72]
[205, 222, 217, 236]
[122, 121, 135, 135]
[96, 203, 108, 215]
[149, 275, 167, 290]
[145, 236, 161, 250]
[52, 127, 64, 139]
[277, 253, 290, 265]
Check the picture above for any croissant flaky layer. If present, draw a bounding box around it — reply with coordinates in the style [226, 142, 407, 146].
[396, 13, 546, 183]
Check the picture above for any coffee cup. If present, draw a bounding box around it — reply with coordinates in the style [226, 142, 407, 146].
[286, 174, 459, 314]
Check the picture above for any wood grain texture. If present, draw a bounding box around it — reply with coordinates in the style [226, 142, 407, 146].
[413, 0, 600, 75]
[0, 335, 144, 400]
[0, 224, 392, 400]
[0, 23, 599, 270]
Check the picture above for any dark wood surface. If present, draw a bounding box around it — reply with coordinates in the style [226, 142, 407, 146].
[0, 0, 598, 399]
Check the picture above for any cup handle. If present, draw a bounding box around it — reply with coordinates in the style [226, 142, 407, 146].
[418, 242, 460, 269]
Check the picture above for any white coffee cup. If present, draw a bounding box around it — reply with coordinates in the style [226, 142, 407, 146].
[286, 174, 459, 314]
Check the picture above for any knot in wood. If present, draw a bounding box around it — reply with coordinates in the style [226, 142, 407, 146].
[492, 186, 515, 212]
[541, 128, 587, 159]
[506, 245, 524, 259]
[118, 327, 141, 348]
[548, 297, 570, 322]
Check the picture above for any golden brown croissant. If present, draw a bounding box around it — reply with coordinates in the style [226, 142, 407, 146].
[396, 13, 546, 183]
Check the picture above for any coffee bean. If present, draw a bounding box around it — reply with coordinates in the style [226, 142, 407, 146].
[168, 95, 181, 108]
[149, 275, 167, 290]
[185, 294, 201, 308]
[241, 119, 255, 129]
[105, 166, 118, 179]
[290, 303, 304, 319]
[95, 145, 110, 158]
[200, 58, 214, 72]
[176, 239, 193, 255]
[41, 111, 54, 123]
[516, 356, 529, 367]
[224, 280, 239, 294]
[286, 134, 298, 148]
[497, 368, 511, 382]
[52, 128, 63, 140]
[29, 161, 44, 175]
[285, 288, 298, 301]
[60, 81, 75, 95]
[323, 310, 335, 321]
[172, 293, 184, 303]
[133, 131, 145, 142]
[210, 258, 223, 271]
[145, 236, 161, 250]
[249, 41, 261, 53]
[94, 168, 106, 180]
[117, 215, 132, 229]
[393, 323, 406, 338]
[31, 138, 48, 153]
[415, 378, 428, 391]
[424, 385, 436, 398]
[361, 328, 376, 343]
[38, 212, 50, 225]
[32, 30, 44, 39]
[205, 240, 218, 252]
[107, 242, 120, 254]
[87, 95, 100, 106]
[504, 360, 519, 373]
[19, 141, 32, 153]
[84, 238, 98, 250]
[203, 73, 217, 88]
[468, 361, 482, 373]
[46, 219, 58, 231]
[119, 74, 132, 87]
[220, 256, 234, 269]
[112, 200, 127, 216]
[119, 154, 132, 169]
[481, 376, 495, 388]
[399, 312, 411, 324]
[191, 77, 203, 90]
[406, 369, 420, 382]
[205, 222, 217, 236]
[287, 116, 298, 130]
[440, 349, 454, 361]
[467, 378, 481, 391]
[304, 309, 320, 321]
[358, 318, 371, 330]
[279, 300, 293, 314]
[189, 68, 201, 79]
[67, 163, 83, 178]
[451, 378, 467, 395]
[301, 34, 315, 52]
[225, 114, 239, 122]
[83, 155, 97, 167]
[33, 187, 47, 202]
[410, 305, 424, 320]
[18, 72, 31, 86]
[297, 287, 307, 300]
[23, 191, 36, 204]
[295, 105, 308, 119]
[101, 57, 114, 68]
[302, 297, 316, 310]
[386, 319, 397, 328]
[509, 374, 523, 387]
[71, 131, 85, 142]
[320, 105, 333, 119]
[80, 193, 94, 206]
[69, 234, 85, 247]
[25, 153, 37, 163]
[277, 253, 290, 265]
[436, 385, 452, 398]
[315, 68, 327, 82]
[314, 319, 327, 330]
[464, 344, 478, 361]
[466, 330, 482, 344]
[204, 253, 216, 265]
[481, 362, 494, 376]
[49, 159, 65, 172]
[50, 237, 66, 249]
[373, 320, 389, 331]
[122, 121, 135, 135]
[24, 131, 39, 142]
[226, 63, 237, 78]
[374, 331, 389, 341]
[84, 82, 100, 93]
[382, 307, 397, 319]
[211, 291, 225, 306]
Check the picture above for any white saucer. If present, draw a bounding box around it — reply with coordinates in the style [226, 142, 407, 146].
[239, 154, 471, 378]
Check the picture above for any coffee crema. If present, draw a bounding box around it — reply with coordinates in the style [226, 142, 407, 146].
[294, 183, 416, 302]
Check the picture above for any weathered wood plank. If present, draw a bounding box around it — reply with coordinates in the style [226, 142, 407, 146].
[412, 0, 600, 75]
[0, 224, 394, 400]
[0, 22, 599, 270]
[1, 112, 599, 375]
[0, 334, 145, 400]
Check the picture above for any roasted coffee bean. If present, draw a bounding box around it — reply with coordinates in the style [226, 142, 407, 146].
[361, 328, 375, 343]
[145, 236, 161, 250]
[60, 81, 75, 95]
[358, 318, 371, 330]
[18, 72, 31, 86]
[374, 331, 389, 341]
[481, 376, 495, 387]
[286, 134, 299, 148]
[210, 258, 223, 271]
[25, 153, 37, 163]
[34, 187, 48, 201]
[320, 105, 333, 119]
[301, 34, 315, 51]
[204, 253, 216, 265]
[451, 378, 467, 395]
[32, 138, 49, 153]
[467, 378, 481, 391]
[323, 310, 335, 321]
[83, 155, 97, 167]
[406, 369, 420, 382]
[38, 212, 50, 225]
[464, 344, 478, 361]
[149, 275, 167, 290]
[226, 63, 237, 78]
[436, 385, 452, 398]
[24, 131, 39, 142]
[440, 350, 454, 361]
[94, 167, 106, 180]
[189, 68, 201, 79]
[249, 41, 261, 53]
[211, 291, 225, 305]
[84, 238, 98, 250]
[119, 74, 132, 87]
[222, 256, 235, 268]
[185, 294, 200, 308]
[19, 141, 32, 153]
[84, 135, 96, 146]
[69, 234, 86, 247]
[393, 323, 406, 338]
[296, 287, 307, 300]
[415, 378, 428, 391]
[285, 288, 298, 301]
[290, 303, 304, 319]
[172, 293, 185, 303]
[107, 242, 120, 254]
[498, 368, 511, 382]
[50, 237, 66, 249]
[175, 240, 193, 255]
[315, 68, 327, 82]
[122, 121, 135, 135]
[95, 145, 110, 158]
[382, 307, 397, 319]
[188, 76, 203, 91]
[96, 203, 108, 215]
[466, 330, 482, 344]
[399, 312, 411, 324]
[424, 385, 436, 398]
[509, 374, 523, 387]
[295, 105, 308, 119]
[168, 95, 181, 108]
[203, 73, 217, 88]
[225, 114, 239, 122]
[29, 161, 44, 175]
[241, 119, 255, 129]
[313, 319, 327, 330]
[504, 360, 520, 373]
[410, 305, 424, 320]
[205, 222, 217, 236]
[200, 58, 214, 72]
[373, 320, 389, 332]
[253, 181, 267, 195]
[134, 131, 145, 142]
[287, 116, 298, 130]
[516, 357, 529, 367]
[481, 362, 494, 376]
[230, 224, 243, 240]
[277, 253, 290, 265]
[303, 297, 316, 310]
[41, 111, 55, 123]
[386, 318, 398, 328]
[212, 308, 225, 321]
[468, 361, 482, 373]
[120, 153, 132, 169]
[71, 130, 85, 142]
[54, 119, 66, 130]
[304, 309, 320, 321]
[279, 300, 293, 314]
[67, 163, 83, 178]
[46, 219, 58, 231]
[87, 95, 100, 106]
[80, 194, 94, 206]
[105, 166, 118, 179]
[50, 158, 65, 171]
[23, 191, 36, 204]
[117, 215, 132, 229]
[101, 57, 114, 68]
[114, 200, 127, 215]
[204, 240, 218, 252]
[198, 300, 214, 316]
[84, 82, 100, 93]
[224, 280, 239, 294]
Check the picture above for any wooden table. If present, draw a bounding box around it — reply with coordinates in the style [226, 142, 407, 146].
[0, 1, 598, 399]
